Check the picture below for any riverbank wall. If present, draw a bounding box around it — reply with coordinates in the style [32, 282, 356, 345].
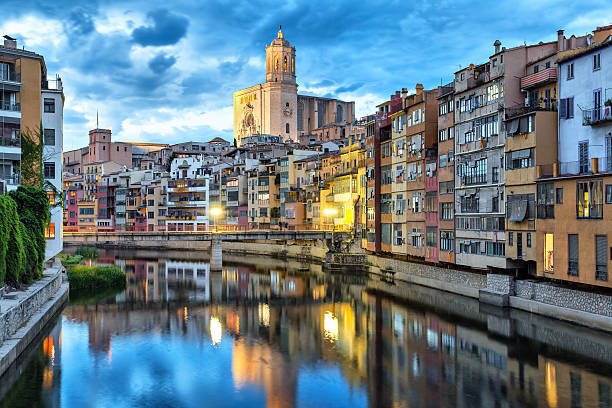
[64, 238, 612, 332]
[0, 259, 69, 378]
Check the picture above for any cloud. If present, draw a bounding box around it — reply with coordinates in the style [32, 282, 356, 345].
[148, 53, 176, 73]
[335, 82, 364, 94]
[131, 9, 189, 46]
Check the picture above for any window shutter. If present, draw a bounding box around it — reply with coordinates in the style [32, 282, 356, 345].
[568, 97, 574, 118]
[559, 98, 567, 119]
[596, 235, 608, 281]
[568, 234, 579, 276]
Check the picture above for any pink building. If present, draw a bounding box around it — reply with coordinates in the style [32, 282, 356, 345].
[87, 128, 133, 168]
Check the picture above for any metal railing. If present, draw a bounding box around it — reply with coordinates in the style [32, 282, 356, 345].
[583, 106, 612, 126]
[0, 136, 20, 147]
[63, 223, 353, 234]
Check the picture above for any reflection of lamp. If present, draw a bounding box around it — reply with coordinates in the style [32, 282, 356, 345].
[210, 316, 222, 345]
[323, 311, 339, 342]
[323, 208, 337, 217]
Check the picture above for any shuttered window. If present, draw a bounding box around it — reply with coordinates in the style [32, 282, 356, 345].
[579, 142, 589, 173]
[568, 234, 579, 276]
[596, 235, 608, 281]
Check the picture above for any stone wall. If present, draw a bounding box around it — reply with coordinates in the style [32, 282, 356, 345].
[0, 261, 63, 345]
[487, 274, 516, 294]
[514, 279, 612, 317]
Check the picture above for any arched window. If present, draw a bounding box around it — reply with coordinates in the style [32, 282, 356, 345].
[286, 123, 290, 133]
[292, 57, 295, 73]
[284, 56, 288, 71]
[297, 101, 304, 131]
[336, 104, 343, 123]
[275, 56, 279, 71]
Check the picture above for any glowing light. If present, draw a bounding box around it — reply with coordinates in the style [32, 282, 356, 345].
[184, 306, 188, 322]
[258, 303, 270, 327]
[323, 311, 339, 342]
[323, 208, 337, 217]
[210, 207, 222, 217]
[210, 316, 223, 345]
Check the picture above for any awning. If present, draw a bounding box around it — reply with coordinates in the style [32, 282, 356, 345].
[508, 119, 519, 135]
[512, 149, 531, 160]
[509, 200, 528, 222]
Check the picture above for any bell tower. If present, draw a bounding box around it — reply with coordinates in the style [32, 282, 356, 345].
[266, 26, 296, 84]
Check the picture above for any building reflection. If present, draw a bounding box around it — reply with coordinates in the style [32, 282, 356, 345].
[55, 253, 612, 408]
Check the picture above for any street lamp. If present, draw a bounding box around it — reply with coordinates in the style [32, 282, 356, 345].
[210, 207, 222, 232]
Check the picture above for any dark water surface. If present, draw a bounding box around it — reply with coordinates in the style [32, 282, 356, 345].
[1, 248, 612, 408]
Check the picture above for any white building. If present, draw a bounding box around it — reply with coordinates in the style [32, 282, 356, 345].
[42, 76, 64, 259]
[168, 155, 210, 230]
[558, 39, 612, 174]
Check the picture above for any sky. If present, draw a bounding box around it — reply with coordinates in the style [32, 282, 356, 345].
[1, 0, 611, 151]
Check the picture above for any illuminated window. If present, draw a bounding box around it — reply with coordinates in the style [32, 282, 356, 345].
[274, 56, 279, 71]
[544, 233, 554, 272]
[284, 56, 288, 71]
[45, 223, 55, 239]
[47, 191, 55, 204]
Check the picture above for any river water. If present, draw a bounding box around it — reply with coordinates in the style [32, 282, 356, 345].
[1, 248, 611, 408]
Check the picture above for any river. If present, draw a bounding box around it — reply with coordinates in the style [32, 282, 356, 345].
[1, 248, 611, 408]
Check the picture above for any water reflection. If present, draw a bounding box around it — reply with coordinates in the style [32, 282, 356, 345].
[1, 249, 612, 408]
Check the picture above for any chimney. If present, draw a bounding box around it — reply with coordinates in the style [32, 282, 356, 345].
[3, 35, 16, 49]
[494, 40, 501, 54]
[415, 83, 424, 95]
[401, 88, 408, 99]
[557, 29, 565, 52]
[469, 63, 475, 70]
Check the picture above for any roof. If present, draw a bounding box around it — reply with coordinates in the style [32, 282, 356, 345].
[558, 39, 612, 63]
[208, 137, 229, 144]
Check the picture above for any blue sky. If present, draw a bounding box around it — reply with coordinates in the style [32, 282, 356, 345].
[2, 0, 611, 150]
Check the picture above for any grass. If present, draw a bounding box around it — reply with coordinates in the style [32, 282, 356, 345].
[67, 265, 125, 291]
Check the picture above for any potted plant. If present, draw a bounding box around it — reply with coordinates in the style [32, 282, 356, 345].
[605, 99, 612, 107]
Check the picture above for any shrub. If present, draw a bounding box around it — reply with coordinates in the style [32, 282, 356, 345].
[3, 197, 25, 284]
[58, 254, 83, 269]
[75, 246, 99, 259]
[67, 265, 126, 291]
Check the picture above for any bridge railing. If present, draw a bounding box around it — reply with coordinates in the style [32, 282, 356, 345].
[63, 224, 353, 234]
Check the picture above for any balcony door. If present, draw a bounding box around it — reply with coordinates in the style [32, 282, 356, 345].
[579, 141, 589, 174]
[594, 89, 602, 121]
[607, 134, 612, 172]
[517, 232, 523, 259]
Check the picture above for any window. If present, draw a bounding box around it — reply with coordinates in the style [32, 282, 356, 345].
[492, 167, 500, 183]
[381, 223, 392, 245]
[508, 232, 513, 246]
[148, 211, 154, 219]
[44, 98, 55, 113]
[559, 97, 575, 119]
[568, 234, 579, 276]
[448, 127, 454, 139]
[460, 73, 465, 81]
[393, 224, 403, 246]
[460, 195, 479, 212]
[439, 181, 454, 194]
[259, 208, 268, 217]
[537, 183, 555, 219]
[411, 228, 422, 248]
[448, 150, 454, 163]
[606, 185, 612, 204]
[577, 180, 603, 219]
[286, 123, 289, 133]
[381, 194, 392, 214]
[44, 223, 55, 239]
[440, 231, 454, 251]
[579, 141, 589, 173]
[43, 129, 55, 145]
[440, 202, 453, 220]
[427, 227, 437, 247]
[533, 65, 539, 74]
[43, 162, 55, 179]
[567, 63, 574, 80]
[556, 188, 564, 204]
[439, 129, 447, 141]
[148, 199, 154, 206]
[594, 53, 601, 71]
[596, 235, 608, 281]
[506, 148, 534, 170]
[439, 154, 447, 168]
[461, 158, 487, 185]
[527, 233, 531, 248]
[544, 233, 554, 272]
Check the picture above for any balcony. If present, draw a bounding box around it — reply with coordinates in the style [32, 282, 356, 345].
[1, 173, 20, 185]
[505, 102, 556, 120]
[582, 106, 612, 126]
[0, 101, 20, 113]
[0, 136, 20, 148]
[520, 67, 557, 90]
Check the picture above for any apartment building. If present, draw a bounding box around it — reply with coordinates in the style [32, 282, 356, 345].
[142, 173, 168, 231]
[364, 119, 376, 250]
[404, 85, 438, 259]
[248, 160, 280, 228]
[535, 33, 612, 288]
[390, 92, 408, 255]
[437, 82, 456, 264]
[168, 156, 210, 231]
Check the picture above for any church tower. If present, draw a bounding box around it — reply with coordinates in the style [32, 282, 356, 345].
[266, 26, 296, 83]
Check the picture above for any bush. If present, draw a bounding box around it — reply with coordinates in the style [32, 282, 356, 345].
[75, 246, 99, 259]
[58, 254, 83, 269]
[67, 266, 126, 291]
[3, 197, 25, 284]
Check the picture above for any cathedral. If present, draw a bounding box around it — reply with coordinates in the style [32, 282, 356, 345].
[233, 27, 355, 146]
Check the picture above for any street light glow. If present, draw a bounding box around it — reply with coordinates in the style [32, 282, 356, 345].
[210, 207, 222, 217]
[323, 208, 337, 216]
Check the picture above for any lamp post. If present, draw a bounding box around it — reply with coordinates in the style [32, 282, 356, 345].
[210, 207, 222, 232]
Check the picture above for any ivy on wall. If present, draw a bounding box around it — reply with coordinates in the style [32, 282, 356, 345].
[20, 124, 44, 188]
[0, 186, 50, 284]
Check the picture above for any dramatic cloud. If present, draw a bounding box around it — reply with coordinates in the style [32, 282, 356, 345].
[1, 0, 609, 151]
[131, 9, 189, 46]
